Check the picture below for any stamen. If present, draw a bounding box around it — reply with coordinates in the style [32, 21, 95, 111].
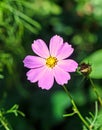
[46, 56, 58, 68]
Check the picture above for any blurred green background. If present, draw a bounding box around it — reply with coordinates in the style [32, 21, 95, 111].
[0, 0, 102, 130]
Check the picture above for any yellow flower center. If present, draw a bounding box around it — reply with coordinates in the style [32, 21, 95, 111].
[46, 56, 58, 68]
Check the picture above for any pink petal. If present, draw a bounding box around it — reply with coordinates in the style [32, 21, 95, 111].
[49, 35, 63, 56]
[38, 68, 54, 90]
[53, 66, 71, 85]
[23, 55, 45, 69]
[57, 42, 74, 60]
[32, 39, 50, 58]
[58, 59, 78, 72]
[26, 66, 46, 83]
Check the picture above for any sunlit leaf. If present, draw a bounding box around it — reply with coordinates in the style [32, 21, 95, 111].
[51, 91, 71, 121]
[83, 49, 102, 79]
[0, 74, 4, 79]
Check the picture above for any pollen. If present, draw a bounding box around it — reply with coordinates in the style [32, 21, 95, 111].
[46, 56, 58, 68]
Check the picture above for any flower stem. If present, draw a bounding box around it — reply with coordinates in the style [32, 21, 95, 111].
[63, 85, 90, 129]
[89, 78, 102, 106]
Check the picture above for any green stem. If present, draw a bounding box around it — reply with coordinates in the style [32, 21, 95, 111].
[0, 112, 11, 130]
[0, 119, 10, 130]
[89, 78, 102, 106]
[63, 85, 90, 129]
[63, 111, 76, 117]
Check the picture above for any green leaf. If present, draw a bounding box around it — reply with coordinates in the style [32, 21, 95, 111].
[0, 74, 4, 79]
[51, 91, 71, 121]
[83, 49, 102, 79]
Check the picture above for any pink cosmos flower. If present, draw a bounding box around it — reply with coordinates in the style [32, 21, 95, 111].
[23, 35, 78, 90]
